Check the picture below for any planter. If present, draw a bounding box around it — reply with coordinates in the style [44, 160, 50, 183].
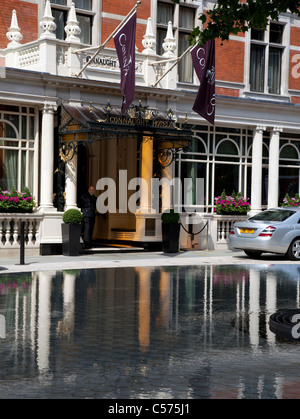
[61, 223, 82, 256]
[162, 222, 180, 253]
[218, 211, 248, 216]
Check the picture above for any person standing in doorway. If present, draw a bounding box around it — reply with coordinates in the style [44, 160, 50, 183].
[80, 185, 97, 249]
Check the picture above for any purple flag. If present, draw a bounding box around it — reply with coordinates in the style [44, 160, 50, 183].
[113, 11, 136, 115]
[191, 40, 215, 125]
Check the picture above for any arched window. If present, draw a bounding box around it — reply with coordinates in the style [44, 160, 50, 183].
[215, 139, 240, 196]
[279, 143, 300, 201]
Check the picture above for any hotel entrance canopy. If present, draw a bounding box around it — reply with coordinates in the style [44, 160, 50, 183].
[59, 102, 192, 162]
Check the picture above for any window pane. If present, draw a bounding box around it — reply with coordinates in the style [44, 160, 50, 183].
[157, 2, 174, 25]
[178, 33, 193, 83]
[280, 144, 299, 159]
[0, 149, 18, 191]
[74, 0, 92, 10]
[51, 0, 67, 4]
[53, 10, 66, 40]
[251, 28, 264, 41]
[77, 14, 92, 44]
[279, 167, 299, 202]
[268, 47, 281, 94]
[250, 45, 265, 92]
[269, 23, 283, 44]
[157, 28, 166, 55]
[181, 161, 206, 207]
[179, 7, 194, 29]
[215, 163, 239, 197]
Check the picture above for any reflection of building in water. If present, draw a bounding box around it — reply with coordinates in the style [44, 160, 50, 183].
[1, 265, 300, 398]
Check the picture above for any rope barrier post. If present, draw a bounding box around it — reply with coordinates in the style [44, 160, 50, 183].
[20, 221, 25, 265]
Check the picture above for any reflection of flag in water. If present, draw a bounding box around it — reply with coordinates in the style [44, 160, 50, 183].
[191, 40, 215, 125]
[113, 11, 136, 115]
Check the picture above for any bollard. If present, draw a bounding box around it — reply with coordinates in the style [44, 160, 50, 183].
[20, 221, 25, 265]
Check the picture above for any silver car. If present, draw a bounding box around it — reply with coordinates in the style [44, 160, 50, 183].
[228, 207, 300, 260]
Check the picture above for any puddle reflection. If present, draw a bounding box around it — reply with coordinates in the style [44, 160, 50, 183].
[1, 264, 300, 399]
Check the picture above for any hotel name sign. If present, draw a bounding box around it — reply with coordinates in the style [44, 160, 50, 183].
[104, 115, 172, 129]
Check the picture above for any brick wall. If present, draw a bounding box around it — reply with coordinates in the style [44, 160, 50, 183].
[215, 39, 244, 83]
[102, 0, 151, 51]
[0, 0, 38, 49]
[289, 25, 300, 100]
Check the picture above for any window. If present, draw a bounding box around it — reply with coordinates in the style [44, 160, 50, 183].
[156, 1, 195, 83]
[51, 0, 93, 44]
[249, 22, 285, 95]
[156, 2, 174, 56]
[0, 106, 36, 193]
[279, 138, 300, 202]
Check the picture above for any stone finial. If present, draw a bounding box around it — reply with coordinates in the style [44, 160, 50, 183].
[162, 21, 176, 57]
[40, 0, 57, 39]
[6, 10, 23, 48]
[65, 2, 81, 43]
[142, 18, 156, 55]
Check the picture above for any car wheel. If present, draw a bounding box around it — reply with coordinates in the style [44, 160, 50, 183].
[244, 250, 262, 258]
[287, 238, 300, 261]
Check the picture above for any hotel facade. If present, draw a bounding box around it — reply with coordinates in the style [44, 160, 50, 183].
[1, 0, 300, 254]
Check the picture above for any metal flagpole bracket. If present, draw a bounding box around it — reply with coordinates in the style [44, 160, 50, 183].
[151, 44, 194, 88]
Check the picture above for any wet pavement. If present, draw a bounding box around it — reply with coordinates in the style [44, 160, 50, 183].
[0, 247, 295, 274]
[1, 248, 300, 399]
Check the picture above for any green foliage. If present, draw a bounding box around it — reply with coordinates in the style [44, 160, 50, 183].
[62, 209, 83, 224]
[214, 190, 251, 215]
[171, 0, 300, 45]
[281, 193, 300, 207]
[0, 187, 36, 213]
[161, 209, 180, 223]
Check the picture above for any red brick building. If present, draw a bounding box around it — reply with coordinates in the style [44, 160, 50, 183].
[0, 0, 300, 254]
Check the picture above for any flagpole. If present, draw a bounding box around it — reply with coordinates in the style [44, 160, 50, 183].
[151, 44, 194, 87]
[74, 1, 141, 78]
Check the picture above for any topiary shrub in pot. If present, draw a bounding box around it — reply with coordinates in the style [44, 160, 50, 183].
[61, 209, 83, 256]
[161, 209, 181, 253]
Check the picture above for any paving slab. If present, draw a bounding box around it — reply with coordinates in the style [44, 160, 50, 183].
[0, 247, 294, 274]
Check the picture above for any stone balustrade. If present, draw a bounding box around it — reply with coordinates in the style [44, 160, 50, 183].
[0, 213, 43, 250]
[2, 5, 177, 89]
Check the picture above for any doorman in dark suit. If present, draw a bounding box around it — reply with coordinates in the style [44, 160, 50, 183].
[80, 185, 97, 249]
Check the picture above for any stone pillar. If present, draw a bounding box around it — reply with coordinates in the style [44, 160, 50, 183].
[140, 136, 153, 213]
[268, 127, 282, 208]
[161, 161, 173, 212]
[40, 104, 56, 210]
[65, 153, 78, 210]
[251, 126, 265, 213]
[160, 21, 177, 90]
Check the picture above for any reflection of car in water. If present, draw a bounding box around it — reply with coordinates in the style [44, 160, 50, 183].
[228, 207, 300, 260]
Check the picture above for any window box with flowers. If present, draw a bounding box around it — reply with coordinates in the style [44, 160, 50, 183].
[0, 187, 36, 213]
[214, 190, 251, 215]
[281, 193, 300, 207]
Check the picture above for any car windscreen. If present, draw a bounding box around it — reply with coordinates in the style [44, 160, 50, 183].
[249, 209, 296, 222]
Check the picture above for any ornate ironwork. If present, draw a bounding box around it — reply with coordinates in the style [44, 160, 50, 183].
[157, 148, 176, 167]
[59, 101, 192, 165]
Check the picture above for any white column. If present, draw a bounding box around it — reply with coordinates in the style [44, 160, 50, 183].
[251, 126, 265, 213]
[161, 161, 173, 212]
[40, 104, 56, 210]
[140, 136, 153, 213]
[65, 153, 78, 209]
[268, 127, 282, 208]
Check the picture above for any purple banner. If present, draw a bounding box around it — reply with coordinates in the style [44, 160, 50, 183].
[113, 11, 136, 115]
[191, 40, 215, 125]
